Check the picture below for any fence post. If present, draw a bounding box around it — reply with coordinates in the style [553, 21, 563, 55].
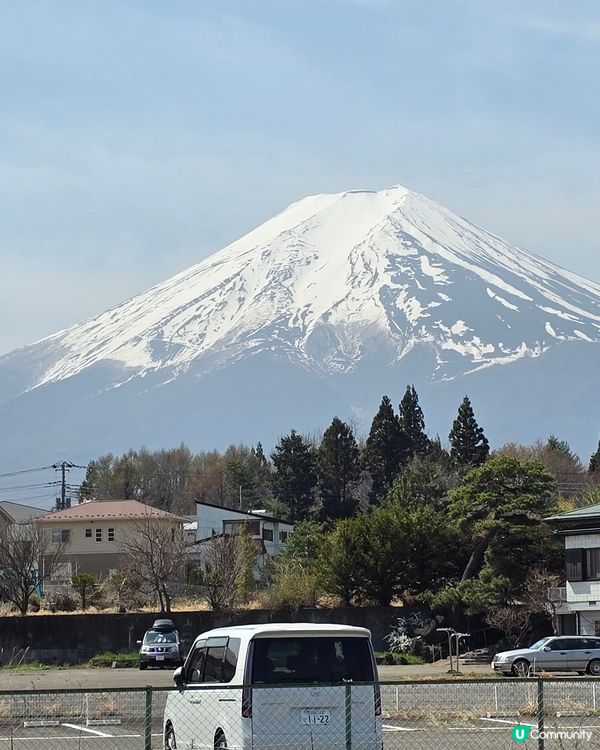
[345, 683, 352, 750]
[144, 686, 153, 750]
[536, 678, 545, 750]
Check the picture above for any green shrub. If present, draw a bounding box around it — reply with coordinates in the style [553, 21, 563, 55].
[88, 652, 139, 668]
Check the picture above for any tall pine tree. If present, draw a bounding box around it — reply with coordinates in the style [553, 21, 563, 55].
[270, 430, 317, 521]
[363, 395, 409, 502]
[589, 440, 600, 475]
[449, 395, 490, 468]
[317, 417, 360, 520]
[398, 385, 430, 460]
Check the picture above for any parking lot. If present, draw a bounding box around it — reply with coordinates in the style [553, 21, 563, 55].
[1, 678, 600, 748]
[1, 716, 600, 749]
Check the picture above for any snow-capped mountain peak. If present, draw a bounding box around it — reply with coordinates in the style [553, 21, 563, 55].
[12, 185, 600, 392]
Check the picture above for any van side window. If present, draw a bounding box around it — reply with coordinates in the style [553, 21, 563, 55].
[204, 637, 229, 683]
[186, 641, 207, 683]
[222, 638, 241, 682]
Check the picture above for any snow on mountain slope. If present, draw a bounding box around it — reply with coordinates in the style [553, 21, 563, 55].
[7, 185, 600, 394]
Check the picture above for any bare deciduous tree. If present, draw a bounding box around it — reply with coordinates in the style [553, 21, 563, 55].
[121, 516, 186, 613]
[485, 605, 532, 648]
[194, 530, 261, 612]
[485, 567, 562, 647]
[197, 535, 241, 612]
[0, 522, 64, 615]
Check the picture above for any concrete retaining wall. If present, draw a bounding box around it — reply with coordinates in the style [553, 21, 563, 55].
[0, 606, 418, 664]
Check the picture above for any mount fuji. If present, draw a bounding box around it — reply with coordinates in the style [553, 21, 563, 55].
[2, 185, 600, 468]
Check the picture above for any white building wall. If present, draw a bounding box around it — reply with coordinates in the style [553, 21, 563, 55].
[564, 532, 600, 609]
[577, 611, 600, 636]
[195, 504, 294, 556]
[565, 534, 600, 549]
[196, 505, 249, 539]
[566, 581, 600, 604]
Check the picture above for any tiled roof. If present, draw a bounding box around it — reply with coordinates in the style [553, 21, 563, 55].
[36, 499, 185, 523]
[546, 504, 600, 521]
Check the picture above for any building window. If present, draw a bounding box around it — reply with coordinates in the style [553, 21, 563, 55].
[51, 529, 70, 544]
[566, 548, 584, 581]
[280, 531, 289, 542]
[223, 519, 261, 537]
[85, 528, 92, 538]
[108, 528, 115, 542]
[587, 549, 600, 580]
[262, 528, 274, 542]
[95, 528, 102, 542]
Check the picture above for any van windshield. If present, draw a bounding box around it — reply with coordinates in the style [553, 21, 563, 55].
[251, 637, 375, 684]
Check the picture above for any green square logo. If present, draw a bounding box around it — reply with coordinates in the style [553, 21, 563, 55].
[512, 725, 532, 743]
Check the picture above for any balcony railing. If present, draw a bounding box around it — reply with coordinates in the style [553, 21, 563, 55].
[548, 586, 567, 602]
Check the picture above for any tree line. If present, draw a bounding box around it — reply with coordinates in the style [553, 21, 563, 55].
[79, 388, 493, 520]
[4, 385, 598, 634]
[72, 385, 600, 639]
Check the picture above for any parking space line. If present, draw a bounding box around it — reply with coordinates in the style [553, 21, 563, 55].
[62, 723, 112, 737]
[383, 724, 419, 732]
[478, 718, 535, 726]
[0, 734, 142, 742]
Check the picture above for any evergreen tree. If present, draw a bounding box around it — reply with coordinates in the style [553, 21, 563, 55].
[224, 454, 260, 510]
[449, 395, 490, 468]
[386, 458, 451, 512]
[546, 435, 576, 460]
[317, 417, 360, 520]
[251, 442, 272, 503]
[270, 430, 318, 521]
[449, 455, 556, 581]
[428, 435, 452, 468]
[398, 385, 430, 459]
[253, 442, 269, 471]
[590, 440, 600, 475]
[363, 396, 409, 502]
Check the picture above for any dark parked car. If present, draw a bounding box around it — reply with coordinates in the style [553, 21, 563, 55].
[138, 619, 183, 670]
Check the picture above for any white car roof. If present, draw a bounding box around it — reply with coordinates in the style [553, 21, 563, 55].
[192, 623, 371, 642]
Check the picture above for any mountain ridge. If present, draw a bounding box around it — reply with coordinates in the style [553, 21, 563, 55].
[1, 184, 599, 468]
[4, 185, 600, 397]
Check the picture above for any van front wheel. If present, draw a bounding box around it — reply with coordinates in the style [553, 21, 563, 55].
[215, 730, 227, 749]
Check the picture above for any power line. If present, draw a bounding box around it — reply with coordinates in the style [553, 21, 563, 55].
[6, 493, 58, 504]
[0, 482, 61, 492]
[0, 465, 54, 479]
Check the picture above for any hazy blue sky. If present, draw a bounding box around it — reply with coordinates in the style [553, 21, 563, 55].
[1, 0, 599, 354]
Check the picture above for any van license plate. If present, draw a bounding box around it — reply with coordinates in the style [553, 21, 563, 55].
[155, 655, 165, 661]
[301, 710, 330, 725]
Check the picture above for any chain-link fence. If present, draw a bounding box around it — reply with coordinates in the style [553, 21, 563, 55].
[2, 679, 600, 749]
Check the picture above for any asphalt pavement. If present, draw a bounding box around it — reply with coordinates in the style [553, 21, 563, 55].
[0, 662, 494, 691]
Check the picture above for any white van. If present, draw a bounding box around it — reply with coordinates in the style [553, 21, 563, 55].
[163, 623, 382, 750]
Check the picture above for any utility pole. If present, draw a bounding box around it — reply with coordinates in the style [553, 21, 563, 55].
[52, 461, 86, 510]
